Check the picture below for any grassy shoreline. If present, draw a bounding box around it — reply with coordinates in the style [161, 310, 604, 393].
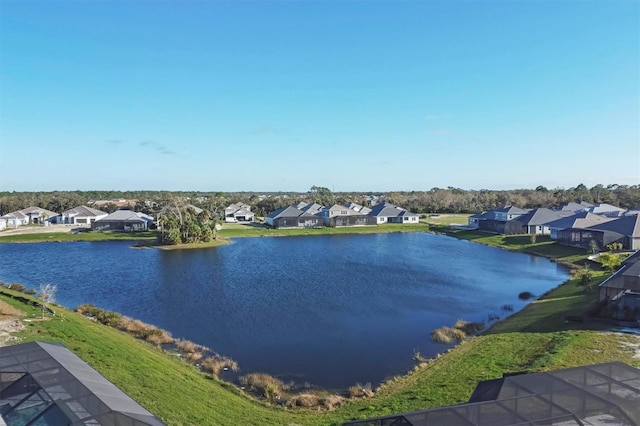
[2, 223, 638, 425]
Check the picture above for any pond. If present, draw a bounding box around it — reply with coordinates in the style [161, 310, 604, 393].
[0, 232, 569, 390]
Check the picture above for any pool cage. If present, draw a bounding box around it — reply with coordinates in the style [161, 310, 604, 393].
[0, 341, 165, 426]
[343, 362, 640, 426]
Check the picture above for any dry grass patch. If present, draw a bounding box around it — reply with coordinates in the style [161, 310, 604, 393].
[0, 300, 25, 319]
[201, 355, 239, 377]
[288, 393, 321, 408]
[432, 320, 484, 343]
[348, 382, 374, 398]
[240, 373, 290, 400]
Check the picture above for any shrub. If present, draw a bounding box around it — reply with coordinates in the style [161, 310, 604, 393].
[240, 373, 289, 399]
[23, 288, 36, 295]
[430, 327, 453, 343]
[145, 329, 174, 347]
[348, 382, 374, 398]
[454, 320, 484, 335]
[7, 283, 25, 292]
[321, 394, 346, 410]
[288, 393, 320, 408]
[518, 291, 535, 300]
[501, 304, 514, 312]
[201, 355, 239, 377]
[413, 349, 428, 364]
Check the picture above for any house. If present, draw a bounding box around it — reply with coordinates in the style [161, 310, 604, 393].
[224, 203, 254, 223]
[0, 207, 59, 227]
[319, 204, 377, 227]
[546, 212, 613, 241]
[92, 209, 154, 232]
[265, 206, 322, 229]
[344, 362, 640, 426]
[513, 208, 566, 235]
[60, 205, 108, 225]
[477, 206, 531, 234]
[599, 251, 640, 320]
[0, 341, 165, 425]
[0, 218, 6, 231]
[585, 214, 640, 251]
[367, 203, 420, 224]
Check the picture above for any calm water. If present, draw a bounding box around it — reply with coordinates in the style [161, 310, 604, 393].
[0, 233, 568, 389]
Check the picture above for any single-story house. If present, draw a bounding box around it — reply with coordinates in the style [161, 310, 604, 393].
[319, 204, 377, 227]
[266, 206, 322, 229]
[0, 218, 6, 231]
[546, 212, 613, 241]
[298, 202, 324, 216]
[367, 203, 420, 224]
[477, 206, 531, 234]
[60, 205, 108, 225]
[0, 341, 165, 425]
[92, 209, 154, 232]
[599, 251, 640, 320]
[513, 208, 567, 235]
[558, 201, 594, 213]
[224, 203, 254, 223]
[0, 207, 59, 227]
[585, 214, 640, 251]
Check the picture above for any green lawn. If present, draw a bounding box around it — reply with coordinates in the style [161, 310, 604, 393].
[0, 230, 158, 243]
[218, 222, 431, 238]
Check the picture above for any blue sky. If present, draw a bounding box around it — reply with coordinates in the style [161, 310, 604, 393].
[0, 1, 638, 192]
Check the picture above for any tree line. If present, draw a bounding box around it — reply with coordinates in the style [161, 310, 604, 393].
[1, 184, 639, 217]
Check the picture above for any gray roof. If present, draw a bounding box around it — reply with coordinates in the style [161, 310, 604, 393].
[368, 203, 416, 218]
[587, 214, 640, 238]
[300, 203, 324, 216]
[266, 206, 304, 219]
[515, 208, 564, 226]
[62, 205, 108, 217]
[586, 203, 627, 216]
[545, 212, 613, 230]
[96, 210, 153, 223]
[493, 206, 531, 215]
[559, 202, 588, 212]
[0, 341, 165, 425]
[17, 206, 59, 218]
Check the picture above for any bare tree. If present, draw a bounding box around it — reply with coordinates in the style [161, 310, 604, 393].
[38, 283, 57, 319]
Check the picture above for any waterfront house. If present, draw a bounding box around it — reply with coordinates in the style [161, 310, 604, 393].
[1, 207, 59, 227]
[599, 251, 640, 320]
[477, 206, 531, 234]
[367, 203, 420, 224]
[92, 209, 154, 232]
[546, 212, 613, 241]
[584, 214, 640, 251]
[319, 204, 377, 227]
[60, 205, 108, 225]
[266, 206, 322, 229]
[513, 208, 566, 235]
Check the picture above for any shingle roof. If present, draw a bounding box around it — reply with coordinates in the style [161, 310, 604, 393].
[266, 206, 304, 219]
[587, 214, 640, 238]
[96, 210, 152, 223]
[17, 206, 59, 218]
[368, 203, 415, 218]
[515, 208, 564, 226]
[62, 205, 108, 217]
[545, 212, 613, 230]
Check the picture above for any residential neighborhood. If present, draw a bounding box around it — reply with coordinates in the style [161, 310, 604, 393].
[469, 203, 640, 251]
